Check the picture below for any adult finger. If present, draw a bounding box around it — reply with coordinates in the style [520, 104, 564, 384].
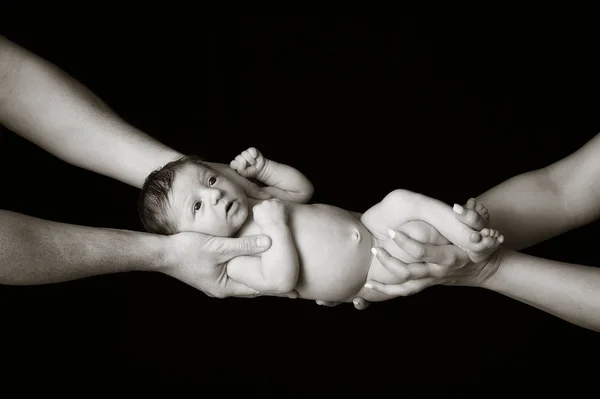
[377, 247, 451, 281]
[371, 247, 410, 281]
[352, 297, 370, 310]
[212, 234, 272, 264]
[365, 277, 437, 297]
[389, 230, 469, 267]
[221, 277, 262, 298]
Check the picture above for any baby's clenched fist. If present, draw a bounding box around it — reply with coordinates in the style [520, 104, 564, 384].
[230, 147, 270, 180]
[253, 199, 287, 226]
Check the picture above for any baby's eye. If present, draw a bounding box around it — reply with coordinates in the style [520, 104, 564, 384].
[194, 202, 202, 212]
[208, 176, 217, 186]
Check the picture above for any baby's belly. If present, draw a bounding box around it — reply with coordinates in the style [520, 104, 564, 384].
[287, 204, 373, 302]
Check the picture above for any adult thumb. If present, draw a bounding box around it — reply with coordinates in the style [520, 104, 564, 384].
[218, 234, 272, 262]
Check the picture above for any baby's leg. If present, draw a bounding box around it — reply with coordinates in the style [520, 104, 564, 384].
[355, 221, 450, 303]
[361, 189, 503, 263]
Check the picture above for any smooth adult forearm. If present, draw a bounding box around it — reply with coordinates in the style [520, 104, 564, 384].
[0, 36, 181, 189]
[0, 210, 166, 285]
[483, 248, 600, 332]
[476, 167, 572, 250]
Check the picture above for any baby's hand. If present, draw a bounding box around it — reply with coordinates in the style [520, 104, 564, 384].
[230, 147, 270, 181]
[253, 199, 287, 227]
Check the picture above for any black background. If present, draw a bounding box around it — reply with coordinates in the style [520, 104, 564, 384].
[2, 12, 599, 397]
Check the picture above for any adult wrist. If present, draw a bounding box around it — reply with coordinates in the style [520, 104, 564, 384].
[477, 247, 507, 291]
[143, 233, 175, 273]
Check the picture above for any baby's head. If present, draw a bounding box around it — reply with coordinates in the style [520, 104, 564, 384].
[138, 155, 249, 237]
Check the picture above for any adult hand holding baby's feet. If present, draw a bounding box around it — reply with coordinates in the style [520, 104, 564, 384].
[359, 198, 504, 300]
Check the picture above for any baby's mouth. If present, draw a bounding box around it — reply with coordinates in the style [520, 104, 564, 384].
[225, 201, 234, 215]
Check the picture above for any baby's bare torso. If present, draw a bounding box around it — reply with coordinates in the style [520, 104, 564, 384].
[237, 203, 374, 302]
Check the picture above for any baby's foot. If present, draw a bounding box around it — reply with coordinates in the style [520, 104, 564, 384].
[454, 198, 504, 263]
[453, 197, 489, 232]
[230, 147, 269, 180]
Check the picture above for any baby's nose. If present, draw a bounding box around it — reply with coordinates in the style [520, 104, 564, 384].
[208, 188, 223, 204]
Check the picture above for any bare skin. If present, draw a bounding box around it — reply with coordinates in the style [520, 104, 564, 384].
[0, 35, 275, 297]
[355, 133, 600, 331]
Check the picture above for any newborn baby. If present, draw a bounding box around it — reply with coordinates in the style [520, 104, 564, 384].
[138, 148, 503, 303]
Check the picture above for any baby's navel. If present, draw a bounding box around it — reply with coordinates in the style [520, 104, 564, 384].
[352, 229, 362, 242]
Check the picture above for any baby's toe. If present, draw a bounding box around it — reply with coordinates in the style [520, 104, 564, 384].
[481, 235, 496, 249]
[469, 231, 482, 243]
[455, 204, 487, 231]
[476, 202, 486, 213]
[465, 198, 476, 210]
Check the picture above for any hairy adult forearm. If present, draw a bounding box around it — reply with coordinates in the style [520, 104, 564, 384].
[0, 210, 166, 285]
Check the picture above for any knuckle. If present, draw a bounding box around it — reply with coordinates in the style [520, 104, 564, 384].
[239, 238, 253, 253]
[445, 251, 458, 266]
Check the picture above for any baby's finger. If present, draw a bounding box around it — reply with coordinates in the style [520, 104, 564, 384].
[235, 154, 248, 167]
[230, 159, 243, 171]
[242, 150, 256, 166]
[247, 147, 259, 158]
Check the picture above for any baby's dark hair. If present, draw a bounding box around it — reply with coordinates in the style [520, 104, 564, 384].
[138, 155, 209, 235]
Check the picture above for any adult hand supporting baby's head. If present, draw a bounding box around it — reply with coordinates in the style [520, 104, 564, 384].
[160, 230, 275, 299]
[207, 162, 273, 200]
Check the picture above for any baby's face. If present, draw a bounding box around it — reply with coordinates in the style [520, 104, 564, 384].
[168, 163, 249, 236]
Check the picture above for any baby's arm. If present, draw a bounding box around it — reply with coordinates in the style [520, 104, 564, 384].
[230, 147, 313, 203]
[227, 199, 299, 295]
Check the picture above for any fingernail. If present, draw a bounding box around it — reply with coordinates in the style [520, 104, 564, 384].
[259, 190, 271, 199]
[257, 236, 270, 247]
[453, 204, 464, 214]
[364, 283, 373, 289]
[353, 299, 360, 307]
[371, 247, 377, 256]
[388, 229, 396, 238]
